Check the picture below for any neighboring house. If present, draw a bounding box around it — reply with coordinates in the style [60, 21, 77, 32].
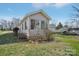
[62, 24, 79, 35]
[68, 28, 79, 35]
[62, 28, 79, 35]
[18, 10, 51, 38]
[10, 18, 20, 30]
[0, 18, 19, 30]
[0, 23, 2, 30]
[49, 24, 56, 32]
[0, 19, 8, 30]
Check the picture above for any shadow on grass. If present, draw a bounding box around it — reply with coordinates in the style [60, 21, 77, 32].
[0, 32, 27, 45]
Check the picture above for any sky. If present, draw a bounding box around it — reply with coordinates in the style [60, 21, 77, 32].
[0, 3, 77, 25]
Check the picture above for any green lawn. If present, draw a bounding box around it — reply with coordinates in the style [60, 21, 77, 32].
[54, 34, 79, 56]
[0, 31, 79, 56]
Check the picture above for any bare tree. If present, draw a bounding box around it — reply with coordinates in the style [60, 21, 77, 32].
[72, 5, 79, 28]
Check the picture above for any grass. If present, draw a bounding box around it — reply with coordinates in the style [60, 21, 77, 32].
[0, 31, 78, 56]
[0, 31, 19, 44]
[54, 34, 79, 56]
[0, 30, 3, 35]
[0, 42, 73, 56]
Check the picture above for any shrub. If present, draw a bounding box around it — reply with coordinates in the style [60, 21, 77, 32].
[63, 31, 68, 35]
[18, 33, 27, 39]
[13, 27, 19, 36]
[44, 29, 54, 41]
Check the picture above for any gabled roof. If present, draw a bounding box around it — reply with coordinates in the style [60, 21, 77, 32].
[19, 9, 51, 25]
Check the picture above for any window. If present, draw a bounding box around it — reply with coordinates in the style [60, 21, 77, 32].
[41, 21, 45, 29]
[31, 19, 35, 29]
[25, 21, 27, 29]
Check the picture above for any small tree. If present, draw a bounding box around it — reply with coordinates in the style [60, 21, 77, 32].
[13, 27, 19, 36]
[56, 22, 63, 30]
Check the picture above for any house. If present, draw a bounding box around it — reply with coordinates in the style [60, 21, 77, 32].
[18, 10, 51, 38]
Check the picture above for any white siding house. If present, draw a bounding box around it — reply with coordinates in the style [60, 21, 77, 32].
[18, 10, 51, 38]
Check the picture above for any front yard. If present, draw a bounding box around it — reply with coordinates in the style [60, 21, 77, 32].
[55, 34, 79, 55]
[0, 31, 79, 56]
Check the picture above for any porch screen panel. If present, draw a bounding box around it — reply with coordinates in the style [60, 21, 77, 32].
[41, 21, 45, 29]
[25, 21, 27, 29]
[31, 19, 35, 29]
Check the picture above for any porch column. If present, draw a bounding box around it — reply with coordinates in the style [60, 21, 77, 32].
[27, 17, 30, 38]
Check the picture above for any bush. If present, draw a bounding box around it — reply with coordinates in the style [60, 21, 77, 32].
[13, 27, 19, 36]
[0, 28, 5, 31]
[18, 33, 27, 39]
[63, 31, 67, 34]
[44, 29, 54, 41]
